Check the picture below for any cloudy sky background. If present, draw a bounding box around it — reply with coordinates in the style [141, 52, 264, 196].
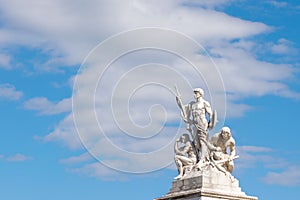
[0, 0, 300, 200]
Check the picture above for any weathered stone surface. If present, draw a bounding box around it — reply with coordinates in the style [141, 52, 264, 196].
[155, 87, 258, 200]
[155, 166, 257, 200]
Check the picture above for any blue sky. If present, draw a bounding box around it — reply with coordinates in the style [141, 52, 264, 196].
[0, 0, 300, 200]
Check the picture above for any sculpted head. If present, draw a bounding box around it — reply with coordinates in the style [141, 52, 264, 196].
[180, 133, 190, 143]
[221, 126, 231, 140]
[193, 88, 204, 99]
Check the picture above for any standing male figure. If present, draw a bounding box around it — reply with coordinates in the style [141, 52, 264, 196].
[176, 88, 215, 162]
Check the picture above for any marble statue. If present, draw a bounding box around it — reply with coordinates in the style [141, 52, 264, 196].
[154, 87, 258, 200]
[174, 133, 197, 180]
[210, 126, 237, 174]
[175, 87, 216, 162]
[174, 87, 238, 176]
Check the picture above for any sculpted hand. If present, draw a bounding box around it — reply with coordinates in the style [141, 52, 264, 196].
[186, 124, 191, 132]
[228, 156, 234, 161]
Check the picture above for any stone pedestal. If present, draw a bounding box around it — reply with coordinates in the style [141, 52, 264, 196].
[155, 166, 258, 200]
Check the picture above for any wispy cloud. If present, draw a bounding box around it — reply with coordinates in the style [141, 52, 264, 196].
[0, 53, 11, 69]
[60, 151, 126, 181]
[238, 145, 274, 153]
[0, 83, 23, 101]
[262, 165, 300, 186]
[36, 113, 83, 150]
[66, 162, 128, 181]
[60, 152, 93, 165]
[0, 0, 269, 69]
[181, 0, 234, 9]
[62, 151, 170, 181]
[24, 97, 71, 115]
[268, 38, 297, 55]
[236, 145, 288, 170]
[235, 145, 300, 186]
[210, 40, 299, 100]
[6, 153, 33, 162]
[267, 0, 289, 8]
[2, 0, 298, 178]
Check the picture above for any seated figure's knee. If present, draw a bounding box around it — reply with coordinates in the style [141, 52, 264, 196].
[227, 163, 234, 173]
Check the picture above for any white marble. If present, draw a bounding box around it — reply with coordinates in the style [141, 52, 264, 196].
[154, 87, 258, 200]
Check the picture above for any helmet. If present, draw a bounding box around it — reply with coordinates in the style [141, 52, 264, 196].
[193, 88, 204, 96]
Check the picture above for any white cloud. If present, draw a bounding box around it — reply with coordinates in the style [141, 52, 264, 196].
[1, 0, 296, 105]
[6, 153, 32, 162]
[1, 0, 298, 177]
[0, 0, 269, 68]
[60, 152, 93, 165]
[235, 145, 288, 171]
[0, 53, 11, 69]
[269, 38, 297, 55]
[0, 83, 23, 100]
[238, 146, 273, 153]
[262, 166, 300, 186]
[63, 151, 170, 181]
[267, 0, 289, 8]
[66, 162, 128, 181]
[182, 0, 232, 8]
[233, 146, 300, 186]
[210, 41, 300, 102]
[24, 97, 71, 115]
[39, 113, 83, 150]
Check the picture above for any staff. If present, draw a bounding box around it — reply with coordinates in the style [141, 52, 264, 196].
[174, 85, 188, 123]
